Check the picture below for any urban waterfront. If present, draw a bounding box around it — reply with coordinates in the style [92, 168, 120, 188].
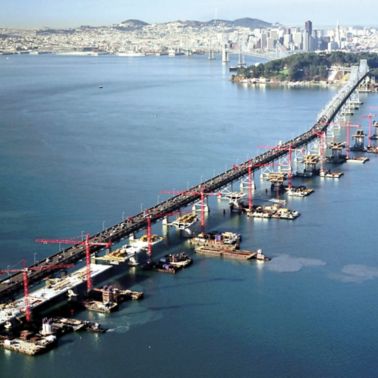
[1, 54, 378, 377]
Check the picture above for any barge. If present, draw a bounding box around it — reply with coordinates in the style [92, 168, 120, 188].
[247, 204, 300, 220]
[195, 244, 256, 260]
[190, 231, 241, 247]
[346, 156, 369, 164]
[94, 244, 143, 266]
[319, 169, 344, 178]
[129, 234, 163, 249]
[0, 334, 57, 356]
[286, 186, 314, 197]
[144, 253, 192, 274]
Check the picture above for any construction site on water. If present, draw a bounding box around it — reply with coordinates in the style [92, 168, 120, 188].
[1, 59, 377, 356]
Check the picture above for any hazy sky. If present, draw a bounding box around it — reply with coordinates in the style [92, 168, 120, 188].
[0, 0, 376, 29]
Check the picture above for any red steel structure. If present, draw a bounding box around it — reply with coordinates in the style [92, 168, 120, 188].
[332, 122, 360, 159]
[361, 114, 374, 147]
[36, 234, 111, 292]
[257, 145, 298, 189]
[232, 160, 274, 212]
[161, 187, 221, 230]
[143, 209, 193, 256]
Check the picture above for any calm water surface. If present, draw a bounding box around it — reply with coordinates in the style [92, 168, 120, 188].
[0, 55, 378, 378]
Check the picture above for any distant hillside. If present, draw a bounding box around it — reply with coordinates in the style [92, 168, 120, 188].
[176, 17, 272, 29]
[121, 18, 272, 29]
[237, 52, 378, 82]
[117, 19, 149, 30]
[232, 18, 272, 28]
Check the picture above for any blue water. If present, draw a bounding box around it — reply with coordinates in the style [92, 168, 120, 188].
[1, 54, 378, 378]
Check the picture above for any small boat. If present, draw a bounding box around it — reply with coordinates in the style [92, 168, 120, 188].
[255, 249, 271, 262]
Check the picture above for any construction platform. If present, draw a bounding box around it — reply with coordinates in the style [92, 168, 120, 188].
[82, 286, 143, 313]
[0, 264, 112, 327]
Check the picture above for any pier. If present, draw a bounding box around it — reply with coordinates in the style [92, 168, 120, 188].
[0, 60, 370, 302]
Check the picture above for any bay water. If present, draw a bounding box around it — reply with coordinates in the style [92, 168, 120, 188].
[0, 54, 377, 377]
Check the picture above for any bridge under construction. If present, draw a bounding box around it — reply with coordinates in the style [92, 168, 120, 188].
[0, 60, 370, 302]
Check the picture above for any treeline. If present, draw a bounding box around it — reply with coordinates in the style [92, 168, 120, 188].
[239, 52, 378, 81]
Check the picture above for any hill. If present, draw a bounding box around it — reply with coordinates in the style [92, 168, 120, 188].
[237, 52, 378, 82]
[120, 18, 272, 29]
[117, 19, 149, 30]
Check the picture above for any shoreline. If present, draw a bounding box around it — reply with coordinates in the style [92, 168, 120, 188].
[231, 75, 344, 88]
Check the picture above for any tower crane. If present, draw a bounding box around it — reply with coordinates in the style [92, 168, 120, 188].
[36, 234, 111, 292]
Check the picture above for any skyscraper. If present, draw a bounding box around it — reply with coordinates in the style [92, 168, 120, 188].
[304, 20, 313, 52]
[305, 20, 313, 35]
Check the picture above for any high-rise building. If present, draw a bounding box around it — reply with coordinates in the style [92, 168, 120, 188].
[304, 20, 313, 52]
[305, 20, 313, 35]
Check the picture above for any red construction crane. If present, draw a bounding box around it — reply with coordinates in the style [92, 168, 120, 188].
[257, 144, 300, 189]
[0, 262, 73, 322]
[142, 209, 193, 256]
[160, 187, 221, 230]
[36, 234, 111, 292]
[231, 160, 274, 212]
[341, 122, 360, 158]
[361, 113, 375, 148]
[314, 131, 326, 173]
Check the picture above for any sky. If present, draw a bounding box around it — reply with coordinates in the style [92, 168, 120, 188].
[0, 0, 377, 29]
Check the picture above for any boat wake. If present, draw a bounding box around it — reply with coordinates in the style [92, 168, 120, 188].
[267, 254, 326, 273]
[332, 264, 378, 283]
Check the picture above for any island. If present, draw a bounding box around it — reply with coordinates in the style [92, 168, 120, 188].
[232, 52, 378, 87]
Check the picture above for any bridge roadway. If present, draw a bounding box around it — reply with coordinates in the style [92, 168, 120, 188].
[0, 69, 368, 302]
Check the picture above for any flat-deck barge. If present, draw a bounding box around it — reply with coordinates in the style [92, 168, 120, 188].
[195, 244, 256, 260]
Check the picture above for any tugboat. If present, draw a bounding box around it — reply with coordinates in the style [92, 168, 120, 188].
[254, 249, 271, 262]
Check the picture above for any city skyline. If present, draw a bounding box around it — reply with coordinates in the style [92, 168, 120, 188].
[0, 0, 377, 29]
